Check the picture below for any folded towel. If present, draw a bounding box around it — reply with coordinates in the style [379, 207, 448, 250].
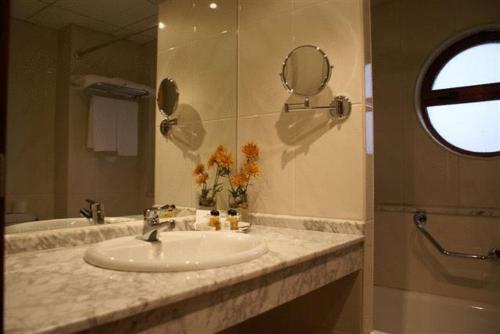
[87, 96, 138, 156]
[116, 100, 138, 156]
[87, 96, 117, 152]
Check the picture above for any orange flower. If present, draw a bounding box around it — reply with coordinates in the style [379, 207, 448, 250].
[243, 162, 260, 177]
[242, 142, 259, 160]
[217, 150, 233, 168]
[207, 154, 217, 167]
[193, 163, 205, 176]
[196, 172, 209, 185]
[231, 173, 248, 187]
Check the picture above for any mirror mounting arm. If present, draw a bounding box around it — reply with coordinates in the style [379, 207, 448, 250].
[284, 96, 351, 121]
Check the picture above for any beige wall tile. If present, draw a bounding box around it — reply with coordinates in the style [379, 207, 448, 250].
[411, 127, 460, 207]
[238, 12, 294, 116]
[6, 19, 58, 218]
[374, 211, 500, 306]
[292, 0, 364, 104]
[156, 45, 194, 126]
[193, 118, 237, 208]
[193, 0, 237, 40]
[155, 127, 195, 208]
[239, 0, 293, 30]
[459, 158, 500, 208]
[157, 0, 194, 51]
[192, 32, 237, 121]
[294, 104, 365, 220]
[238, 114, 296, 215]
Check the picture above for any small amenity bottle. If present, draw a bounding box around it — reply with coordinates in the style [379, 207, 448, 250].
[227, 209, 239, 231]
[209, 210, 221, 230]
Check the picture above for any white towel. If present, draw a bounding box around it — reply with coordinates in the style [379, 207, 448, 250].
[87, 96, 138, 156]
[88, 96, 117, 152]
[116, 100, 138, 156]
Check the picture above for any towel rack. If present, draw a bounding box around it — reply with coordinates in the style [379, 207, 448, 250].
[413, 211, 500, 262]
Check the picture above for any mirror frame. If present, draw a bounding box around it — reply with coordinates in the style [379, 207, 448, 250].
[157, 78, 179, 118]
[280, 45, 332, 97]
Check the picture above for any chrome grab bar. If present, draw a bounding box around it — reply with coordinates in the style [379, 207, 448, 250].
[413, 211, 500, 262]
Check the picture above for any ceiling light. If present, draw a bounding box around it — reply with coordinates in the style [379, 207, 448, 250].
[209, 2, 218, 9]
[158, 22, 166, 29]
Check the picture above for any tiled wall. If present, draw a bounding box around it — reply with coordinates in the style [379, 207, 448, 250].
[155, 0, 370, 221]
[373, 0, 500, 305]
[7, 19, 58, 220]
[237, 0, 369, 221]
[155, 0, 238, 209]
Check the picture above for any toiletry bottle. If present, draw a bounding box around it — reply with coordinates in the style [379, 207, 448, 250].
[158, 204, 171, 218]
[227, 209, 239, 230]
[209, 210, 221, 230]
[167, 204, 176, 218]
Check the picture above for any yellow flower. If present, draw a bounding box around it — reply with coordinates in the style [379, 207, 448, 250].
[196, 172, 209, 185]
[193, 163, 205, 176]
[242, 142, 259, 160]
[243, 162, 260, 177]
[231, 173, 248, 187]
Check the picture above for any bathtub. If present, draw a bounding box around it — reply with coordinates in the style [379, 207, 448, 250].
[373, 285, 500, 334]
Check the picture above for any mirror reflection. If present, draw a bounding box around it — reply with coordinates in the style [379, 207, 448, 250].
[5, 1, 158, 233]
[6, 0, 239, 234]
[281, 45, 332, 97]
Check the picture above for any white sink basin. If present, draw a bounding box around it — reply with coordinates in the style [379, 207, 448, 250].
[84, 231, 268, 272]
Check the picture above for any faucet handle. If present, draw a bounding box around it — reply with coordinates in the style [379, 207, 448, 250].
[144, 208, 160, 220]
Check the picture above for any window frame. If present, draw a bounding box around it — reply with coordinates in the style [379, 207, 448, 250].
[417, 29, 500, 158]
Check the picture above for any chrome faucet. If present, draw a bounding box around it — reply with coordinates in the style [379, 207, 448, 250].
[142, 208, 175, 242]
[80, 199, 105, 224]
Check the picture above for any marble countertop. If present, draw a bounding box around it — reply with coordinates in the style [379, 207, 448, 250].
[6, 226, 363, 334]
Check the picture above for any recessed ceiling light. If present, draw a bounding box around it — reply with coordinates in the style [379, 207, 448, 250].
[158, 22, 166, 29]
[209, 2, 218, 9]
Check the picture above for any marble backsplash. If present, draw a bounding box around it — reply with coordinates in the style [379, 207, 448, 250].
[5, 212, 367, 254]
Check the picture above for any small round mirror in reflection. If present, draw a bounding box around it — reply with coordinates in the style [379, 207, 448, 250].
[281, 45, 332, 97]
[157, 78, 179, 117]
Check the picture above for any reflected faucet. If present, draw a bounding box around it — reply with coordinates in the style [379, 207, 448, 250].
[142, 208, 175, 242]
[80, 199, 105, 224]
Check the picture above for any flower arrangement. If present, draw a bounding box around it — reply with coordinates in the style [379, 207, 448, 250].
[227, 142, 260, 209]
[193, 145, 233, 207]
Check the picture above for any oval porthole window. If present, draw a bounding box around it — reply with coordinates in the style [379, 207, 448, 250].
[417, 29, 500, 158]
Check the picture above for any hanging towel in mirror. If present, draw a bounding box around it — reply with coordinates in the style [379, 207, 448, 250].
[87, 96, 117, 152]
[116, 100, 138, 156]
[87, 96, 138, 156]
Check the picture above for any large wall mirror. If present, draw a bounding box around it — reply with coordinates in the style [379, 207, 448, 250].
[5, 1, 237, 234]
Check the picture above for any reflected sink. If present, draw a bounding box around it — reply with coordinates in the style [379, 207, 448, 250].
[84, 231, 268, 272]
[5, 216, 139, 234]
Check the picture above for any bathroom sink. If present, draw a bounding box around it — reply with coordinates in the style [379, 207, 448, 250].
[84, 231, 268, 272]
[5, 216, 138, 234]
